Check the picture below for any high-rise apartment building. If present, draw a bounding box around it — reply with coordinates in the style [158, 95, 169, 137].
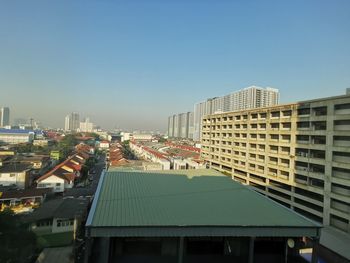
[168, 115, 175, 137]
[193, 86, 279, 141]
[64, 112, 80, 131]
[200, 93, 350, 260]
[79, 117, 94, 132]
[0, 107, 10, 127]
[167, 112, 193, 139]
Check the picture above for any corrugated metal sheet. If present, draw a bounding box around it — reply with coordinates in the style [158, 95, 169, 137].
[87, 169, 320, 236]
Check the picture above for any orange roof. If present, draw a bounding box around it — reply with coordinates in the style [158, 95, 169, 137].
[37, 152, 87, 183]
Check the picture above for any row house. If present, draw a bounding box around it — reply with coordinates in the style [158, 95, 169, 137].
[36, 152, 88, 193]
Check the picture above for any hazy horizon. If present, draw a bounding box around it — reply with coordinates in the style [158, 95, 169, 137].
[1, 1, 350, 131]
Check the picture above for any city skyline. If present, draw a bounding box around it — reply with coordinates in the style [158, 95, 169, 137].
[1, 1, 350, 130]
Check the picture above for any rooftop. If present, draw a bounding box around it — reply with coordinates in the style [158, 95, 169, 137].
[0, 163, 32, 173]
[0, 128, 35, 134]
[24, 197, 89, 222]
[86, 169, 320, 237]
[0, 188, 52, 200]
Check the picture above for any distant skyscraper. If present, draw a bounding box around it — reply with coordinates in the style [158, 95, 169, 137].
[0, 107, 10, 127]
[167, 112, 194, 139]
[64, 112, 80, 131]
[65, 115, 70, 131]
[79, 117, 94, 132]
[193, 86, 279, 141]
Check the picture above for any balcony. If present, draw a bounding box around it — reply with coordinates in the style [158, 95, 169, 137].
[331, 199, 350, 213]
[332, 167, 350, 180]
[334, 120, 350, 131]
[334, 136, 350, 147]
[295, 174, 308, 185]
[334, 103, 350, 115]
[333, 152, 350, 163]
[331, 183, 350, 196]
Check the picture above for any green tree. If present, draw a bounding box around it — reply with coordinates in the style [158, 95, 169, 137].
[55, 134, 78, 158]
[121, 141, 137, 160]
[0, 209, 38, 263]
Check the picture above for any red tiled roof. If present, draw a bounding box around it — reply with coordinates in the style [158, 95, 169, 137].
[143, 146, 169, 160]
[165, 142, 200, 153]
[37, 153, 87, 183]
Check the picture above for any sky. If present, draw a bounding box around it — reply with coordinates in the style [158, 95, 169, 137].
[0, 0, 350, 131]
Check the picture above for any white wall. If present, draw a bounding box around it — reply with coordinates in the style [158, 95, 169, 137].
[37, 175, 65, 193]
[0, 171, 27, 189]
[52, 218, 75, 233]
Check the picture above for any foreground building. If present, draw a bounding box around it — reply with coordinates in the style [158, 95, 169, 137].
[201, 93, 350, 260]
[85, 169, 320, 263]
[193, 86, 279, 141]
[25, 198, 89, 247]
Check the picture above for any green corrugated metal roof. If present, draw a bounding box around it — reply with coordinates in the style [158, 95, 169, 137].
[87, 169, 319, 231]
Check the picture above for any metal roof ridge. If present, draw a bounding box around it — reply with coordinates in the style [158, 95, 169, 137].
[86, 169, 106, 227]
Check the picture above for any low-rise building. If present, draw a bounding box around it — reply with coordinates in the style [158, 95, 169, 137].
[37, 153, 87, 193]
[0, 163, 32, 189]
[173, 158, 206, 170]
[17, 155, 51, 169]
[33, 139, 53, 147]
[98, 140, 110, 150]
[24, 198, 89, 247]
[0, 129, 35, 144]
[130, 141, 170, 170]
[0, 188, 52, 213]
[131, 133, 153, 142]
[85, 169, 320, 263]
[50, 150, 62, 160]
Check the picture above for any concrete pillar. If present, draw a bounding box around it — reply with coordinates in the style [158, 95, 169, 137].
[178, 237, 184, 263]
[248, 237, 255, 263]
[311, 237, 319, 263]
[84, 237, 91, 263]
[99, 237, 110, 263]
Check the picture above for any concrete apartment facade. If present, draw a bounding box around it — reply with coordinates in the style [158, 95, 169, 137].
[168, 112, 194, 139]
[200, 94, 350, 260]
[193, 86, 279, 141]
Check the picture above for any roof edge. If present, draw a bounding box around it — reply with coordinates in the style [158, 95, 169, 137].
[86, 169, 106, 227]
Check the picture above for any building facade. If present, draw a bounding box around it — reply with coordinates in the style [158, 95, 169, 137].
[200, 94, 350, 260]
[80, 118, 94, 132]
[0, 129, 35, 144]
[193, 86, 279, 141]
[0, 107, 10, 127]
[0, 164, 32, 189]
[167, 112, 194, 139]
[168, 115, 175, 137]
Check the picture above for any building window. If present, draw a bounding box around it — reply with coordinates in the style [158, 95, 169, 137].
[57, 219, 72, 227]
[56, 183, 61, 186]
[10, 173, 16, 177]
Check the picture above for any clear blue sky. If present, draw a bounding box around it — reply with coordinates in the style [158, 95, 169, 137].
[1, 0, 349, 131]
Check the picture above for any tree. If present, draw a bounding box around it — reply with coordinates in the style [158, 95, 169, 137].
[0, 209, 38, 263]
[55, 134, 78, 158]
